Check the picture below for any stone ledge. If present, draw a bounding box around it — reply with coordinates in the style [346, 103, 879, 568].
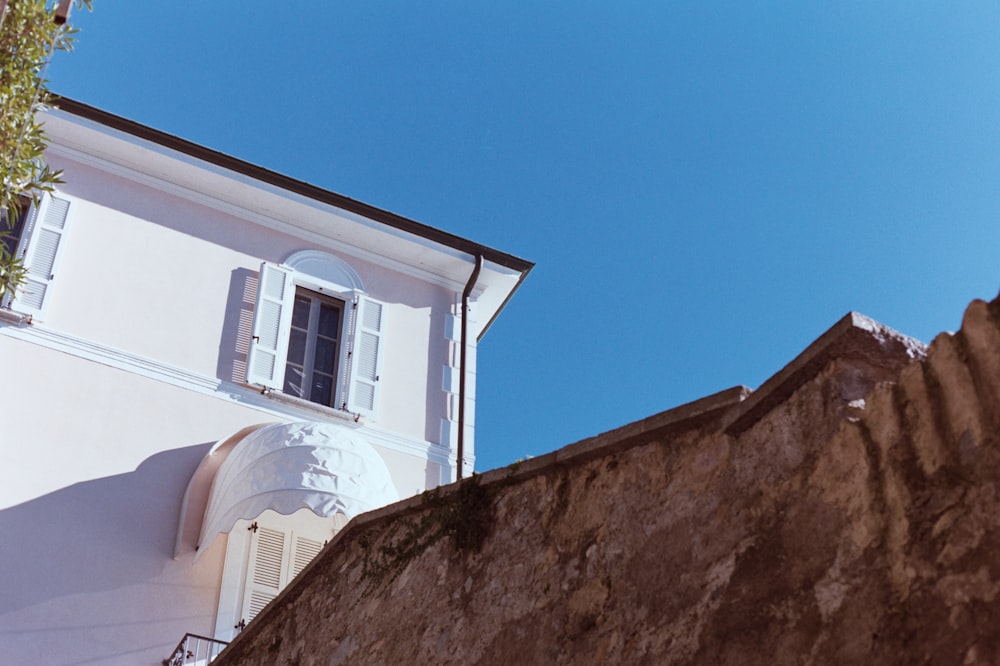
[354, 386, 753, 529]
[724, 312, 927, 436]
[218, 383, 755, 660]
[478, 384, 752, 487]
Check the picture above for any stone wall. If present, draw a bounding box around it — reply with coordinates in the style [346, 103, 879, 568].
[215, 296, 1000, 665]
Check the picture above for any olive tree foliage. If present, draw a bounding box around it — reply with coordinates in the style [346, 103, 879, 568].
[0, 0, 91, 301]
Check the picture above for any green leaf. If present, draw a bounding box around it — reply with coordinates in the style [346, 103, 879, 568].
[0, 0, 90, 302]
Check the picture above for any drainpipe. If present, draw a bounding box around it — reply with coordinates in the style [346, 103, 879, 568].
[457, 253, 483, 480]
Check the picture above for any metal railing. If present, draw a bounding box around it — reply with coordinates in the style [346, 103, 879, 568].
[162, 633, 229, 666]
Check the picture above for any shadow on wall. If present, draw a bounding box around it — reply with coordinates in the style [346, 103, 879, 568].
[0, 442, 212, 615]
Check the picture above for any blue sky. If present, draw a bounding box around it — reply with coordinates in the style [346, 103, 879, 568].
[50, 2, 1000, 472]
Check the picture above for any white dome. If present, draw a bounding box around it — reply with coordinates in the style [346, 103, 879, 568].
[198, 421, 399, 549]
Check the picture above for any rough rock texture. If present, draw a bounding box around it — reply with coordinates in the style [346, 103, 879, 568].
[215, 296, 1000, 665]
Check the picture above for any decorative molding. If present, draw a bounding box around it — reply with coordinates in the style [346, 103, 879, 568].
[45, 101, 533, 272]
[0, 322, 447, 464]
[361, 426, 454, 466]
[438, 297, 481, 479]
[285, 250, 365, 292]
[0, 321, 222, 393]
[44, 141, 474, 294]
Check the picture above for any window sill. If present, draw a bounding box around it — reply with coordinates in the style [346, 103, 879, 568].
[257, 388, 364, 425]
[0, 309, 31, 326]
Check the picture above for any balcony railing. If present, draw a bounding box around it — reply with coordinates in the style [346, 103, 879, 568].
[162, 633, 229, 666]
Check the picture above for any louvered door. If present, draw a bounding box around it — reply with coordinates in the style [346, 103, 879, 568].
[236, 521, 332, 629]
[290, 535, 324, 579]
[241, 526, 286, 623]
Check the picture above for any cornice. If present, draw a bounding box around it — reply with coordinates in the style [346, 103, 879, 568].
[49, 96, 532, 275]
[44, 141, 476, 294]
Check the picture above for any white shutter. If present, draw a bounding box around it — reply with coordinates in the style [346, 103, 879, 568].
[290, 535, 324, 579]
[12, 194, 71, 319]
[241, 526, 287, 623]
[338, 296, 358, 409]
[347, 296, 385, 415]
[238, 527, 327, 627]
[246, 262, 294, 389]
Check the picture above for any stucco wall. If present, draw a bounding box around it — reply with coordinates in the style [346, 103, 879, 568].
[0, 335, 270, 508]
[43, 151, 455, 440]
[0, 334, 449, 665]
[216, 294, 1000, 665]
[0, 339, 241, 664]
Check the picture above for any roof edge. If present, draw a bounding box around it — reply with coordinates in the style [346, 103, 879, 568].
[49, 96, 535, 276]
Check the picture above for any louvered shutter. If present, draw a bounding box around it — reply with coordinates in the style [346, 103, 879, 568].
[246, 262, 294, 389]
[241, 527, 287, 623]
[338, 296, 358, 409]
[290, 535, 324, 579]
[13, 194, 71, 318]
[347, 296, 385, 415]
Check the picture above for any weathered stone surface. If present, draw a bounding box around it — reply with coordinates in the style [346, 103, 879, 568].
[215, 295, 1000, 665]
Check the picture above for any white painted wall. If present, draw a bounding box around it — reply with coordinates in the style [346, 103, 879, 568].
[0, 110, 493, 664]
[0, 337, 234, 663]
[45, 152, 455, 441]
[0, 327, 449, 664]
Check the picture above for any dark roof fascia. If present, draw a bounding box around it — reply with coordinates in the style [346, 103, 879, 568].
[49, 96, 535, 276]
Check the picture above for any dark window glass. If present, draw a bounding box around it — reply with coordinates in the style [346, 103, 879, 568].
[283, 367, 306, 398]
[311, 373, 334, 406]
[1, 200, 30, 259]
[282, 287, 344, 407]
[318, 303, 340, 338]
[314, 338, 336, 374]
[291, 295, 310, 329]
[287, 329, 307, 366]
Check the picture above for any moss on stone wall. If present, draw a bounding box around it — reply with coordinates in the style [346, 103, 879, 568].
[360, 474, 495, 588]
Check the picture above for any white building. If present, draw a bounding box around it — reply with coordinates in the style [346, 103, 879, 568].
[0, 98, 532, 665]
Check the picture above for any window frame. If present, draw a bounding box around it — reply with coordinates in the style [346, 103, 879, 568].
[283, 286, 346, 408]
[245, 260, 386, 418]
